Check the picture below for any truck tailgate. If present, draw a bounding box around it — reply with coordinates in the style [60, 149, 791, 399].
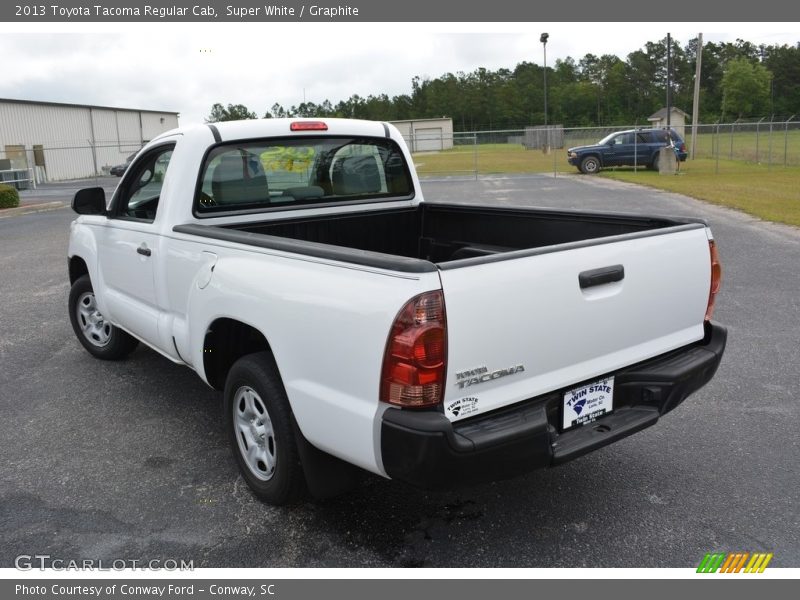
[438, 225, 711, 422]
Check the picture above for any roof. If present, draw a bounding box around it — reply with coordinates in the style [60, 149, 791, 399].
[165, 117, 395, 144]
[647, 107, 690, 120]
[389, 117, 452, 124]
[0, 97, 179, 116]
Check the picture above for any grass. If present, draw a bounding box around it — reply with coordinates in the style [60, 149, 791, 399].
[686, 127, 800, 166]
[413, 143, 562, 175]
[412, 141, 800, 227]
[600, 160, 800, 227]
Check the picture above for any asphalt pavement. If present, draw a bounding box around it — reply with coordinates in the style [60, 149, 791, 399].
[1, 174, 798, 568]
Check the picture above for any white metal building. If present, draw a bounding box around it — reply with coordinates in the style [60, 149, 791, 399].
[0, 98, 179, 183]
[390, 118, 454, 152]
[647, 107, 689, 138]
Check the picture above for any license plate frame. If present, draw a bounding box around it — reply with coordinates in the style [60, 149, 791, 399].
[562, 377, 614, 431]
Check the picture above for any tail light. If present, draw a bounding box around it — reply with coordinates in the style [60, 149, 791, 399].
[380, 291, 447, 408]
[679, 142, 686, 153]
[290, 121, 328, 131]
[705, 240, 722, 321]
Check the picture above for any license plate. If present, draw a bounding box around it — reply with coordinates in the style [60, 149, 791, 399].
[562, 377, 614, 430]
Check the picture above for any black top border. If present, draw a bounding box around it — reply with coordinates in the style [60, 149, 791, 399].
[3, 0, 794, 22]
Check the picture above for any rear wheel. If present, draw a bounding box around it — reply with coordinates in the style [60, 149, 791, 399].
[224, 352, 306, 505]
[68, 274, 138, 360]
[580, 155, 601, 174]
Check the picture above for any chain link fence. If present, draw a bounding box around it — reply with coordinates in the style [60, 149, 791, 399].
[407, 119, 800, 179]
[0, 142, 142, 188]
[3, 120, 798, 187]
[688, 117, 800, 168]
[402, 132, 478, 178]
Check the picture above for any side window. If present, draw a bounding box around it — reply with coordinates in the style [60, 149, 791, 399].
[615, 133, 634, 145]
[116, 146, 174, 222]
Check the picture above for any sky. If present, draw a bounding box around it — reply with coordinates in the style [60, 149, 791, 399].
[1, 22, 797, 125]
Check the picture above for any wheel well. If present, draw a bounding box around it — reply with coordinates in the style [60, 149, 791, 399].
[69, 256, 89, 284]
[203, 318, 272, 390]
[582, 154, 601, 165]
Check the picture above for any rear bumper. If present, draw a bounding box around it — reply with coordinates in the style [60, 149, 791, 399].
[381, 322, 727, 488]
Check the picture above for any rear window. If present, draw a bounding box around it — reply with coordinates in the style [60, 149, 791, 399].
[644, 130, 681, 144]
[195, 136, 414, 215]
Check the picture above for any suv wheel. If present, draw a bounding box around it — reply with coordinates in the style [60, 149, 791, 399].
[580, 156, 601, 174]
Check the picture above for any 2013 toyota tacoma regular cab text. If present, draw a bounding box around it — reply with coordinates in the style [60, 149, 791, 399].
[67, 118, 726, 505]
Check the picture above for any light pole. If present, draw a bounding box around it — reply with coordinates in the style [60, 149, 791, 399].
[540, 32, 549, 129]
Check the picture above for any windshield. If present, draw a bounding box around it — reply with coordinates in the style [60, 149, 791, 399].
[598, 132, 617, 145]
[195, 136, 414, 215]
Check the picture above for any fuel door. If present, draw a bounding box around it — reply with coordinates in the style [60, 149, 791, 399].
[196, 251, 218, 289]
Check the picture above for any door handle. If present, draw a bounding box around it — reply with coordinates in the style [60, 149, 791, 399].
[137, 245, 152, 257]
[579, 265, 624, 289]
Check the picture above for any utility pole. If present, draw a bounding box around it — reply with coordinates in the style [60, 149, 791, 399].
[666, 32, 672, 130]
[540, 32, 549, 152]
[691, 33, 703, 159]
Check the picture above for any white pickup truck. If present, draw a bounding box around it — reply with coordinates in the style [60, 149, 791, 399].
[67, 118, 726, 504]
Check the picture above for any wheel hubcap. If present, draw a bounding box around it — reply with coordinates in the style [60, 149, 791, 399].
[233, 386, 276, 481]
[76, 292, 112, 347]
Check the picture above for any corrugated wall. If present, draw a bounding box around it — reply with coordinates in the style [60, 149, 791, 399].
[0, 101, 179, 181]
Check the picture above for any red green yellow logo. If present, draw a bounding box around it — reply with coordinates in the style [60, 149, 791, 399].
[697, 552, 773, 573]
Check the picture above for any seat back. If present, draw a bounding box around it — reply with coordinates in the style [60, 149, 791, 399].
[331, 155, 382, 195]
[211, 153, 269, 205]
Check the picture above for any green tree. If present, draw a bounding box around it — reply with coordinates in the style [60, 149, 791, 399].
[206, 103, 258, 122]
[220, 35, 794, 130]
[721, 58, 773, 119]
[763, 44, 800, 116]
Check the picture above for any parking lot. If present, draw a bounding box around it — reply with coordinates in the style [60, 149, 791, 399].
[1, 174, 798, 568]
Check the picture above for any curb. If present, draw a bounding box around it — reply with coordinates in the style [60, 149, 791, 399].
[0, 201, 68, 219]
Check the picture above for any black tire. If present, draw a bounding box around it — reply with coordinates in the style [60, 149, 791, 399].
[224, 351, 306, 505]
[580, 155, 601, 174]
[651, 153, 660, 171]
[68, 274, 139, 360]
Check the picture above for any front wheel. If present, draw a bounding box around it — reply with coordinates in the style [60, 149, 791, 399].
[580, 155, 601, 174]
[68, 274, 139, 360]
[224, 352, 306, 505]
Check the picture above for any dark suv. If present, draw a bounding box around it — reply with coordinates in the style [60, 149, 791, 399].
[567, 128, 687, 174]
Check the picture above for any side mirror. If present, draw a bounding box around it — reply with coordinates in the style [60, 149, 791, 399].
[72, 187, 106, 215]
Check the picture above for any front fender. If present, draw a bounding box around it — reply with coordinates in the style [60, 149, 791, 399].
[68, 218, 103, 308]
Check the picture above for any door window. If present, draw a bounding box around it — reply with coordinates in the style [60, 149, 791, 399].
[115, 145, 174, 222]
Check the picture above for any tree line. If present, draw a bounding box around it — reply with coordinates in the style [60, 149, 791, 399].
[208, 36, 800, 130]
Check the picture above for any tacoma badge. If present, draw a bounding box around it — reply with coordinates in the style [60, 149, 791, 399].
[455, 365, 525, 389]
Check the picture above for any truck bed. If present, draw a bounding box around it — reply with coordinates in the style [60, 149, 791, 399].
[174, 204, 702, 272]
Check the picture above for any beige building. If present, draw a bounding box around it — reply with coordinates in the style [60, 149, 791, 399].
[647, 107, 689, 138]
[390, 118, 454, 152]
[0, 98, 179, 183]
